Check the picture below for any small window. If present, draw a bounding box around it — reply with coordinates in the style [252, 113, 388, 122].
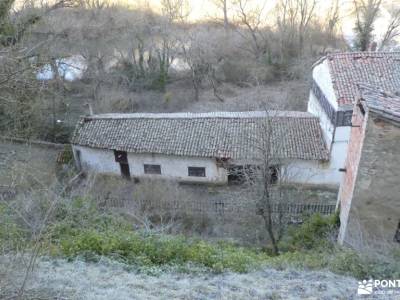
[188, 166, 206, 177]
[269, 166, 279, 184]
[144, 164, 161, 175]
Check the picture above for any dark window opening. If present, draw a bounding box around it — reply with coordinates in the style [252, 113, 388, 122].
[188, 166, 206, 177]
[144, 164, 161, 174]
[228, 165, 257, 184]
[357, 102, 366, 115]
[269, 166, 279, 184]
[394, 222, 400, 243]
[114, 150, 128, 163]
[75, 149, 81, 171]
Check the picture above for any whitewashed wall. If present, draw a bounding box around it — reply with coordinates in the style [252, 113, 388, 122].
[73, 145, 120, 174]
[312, 59, 338, 110]
[72, 145, 228, 184]
[127, 152, 227, 183]
[72, 145, 343, 186]
[308, 93, 335, 145]
[284, 159, 340, 186]
[306, 58, 353, 185]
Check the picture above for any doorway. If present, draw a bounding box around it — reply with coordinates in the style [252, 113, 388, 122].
[114, 150, 130, 179]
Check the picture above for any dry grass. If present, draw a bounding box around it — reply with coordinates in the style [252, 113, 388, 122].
[185, 81, 309, 112]
[0, 256, 358, 300]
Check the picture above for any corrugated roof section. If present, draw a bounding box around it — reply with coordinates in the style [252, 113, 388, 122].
[71, 111, 329, 161]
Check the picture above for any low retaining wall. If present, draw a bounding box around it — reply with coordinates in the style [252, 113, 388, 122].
[0, 138, 66, 187]
[0, 136, 65, 149]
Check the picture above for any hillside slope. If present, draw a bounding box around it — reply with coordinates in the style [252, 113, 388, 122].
[2, 258, 359, 300]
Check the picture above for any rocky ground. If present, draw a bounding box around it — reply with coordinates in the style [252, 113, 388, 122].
[0, 257, 367, 300]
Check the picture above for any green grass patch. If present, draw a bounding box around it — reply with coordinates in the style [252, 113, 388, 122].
[1, 197, 399, 278]
[52, 227, 269, 273]
[0, 203, 29, 250]
[278, 212, 340, 252]
[44, 197, 269, 273]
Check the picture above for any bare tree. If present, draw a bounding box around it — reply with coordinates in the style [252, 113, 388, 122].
[213, 0, 230, 29]
[380, 7, 400, 50]
[161, 0, 190, 23]
[232, 0, 268, 59]
[323, 0, 341, 50]
[182, 38, 206, 102]
[275, 0, 317, 59]
[0, 0, 74, 140]
[182, 27, 224, 102]
[157, 0, 189, 90]
[353, 0, 382, 51]
[253, 114, 284, 254]
[226, 109, 295, 254]
[76, 0, 110, 9]
[297, 0, 316, 51]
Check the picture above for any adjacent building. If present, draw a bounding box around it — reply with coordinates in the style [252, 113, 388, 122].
[71, 111, 332, 185]
[307, 52, 400, 184]
[337, 85, 400, 251]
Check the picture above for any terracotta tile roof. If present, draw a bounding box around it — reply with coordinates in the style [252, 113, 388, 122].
[359, 84, 400, 123]
[71, 111, 329, 161]
[325, 52, 400, 108]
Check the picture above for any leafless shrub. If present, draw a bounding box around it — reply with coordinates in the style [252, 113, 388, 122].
[0, 160, 80, 298]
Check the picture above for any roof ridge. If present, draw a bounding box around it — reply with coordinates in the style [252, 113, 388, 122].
[313, 51, 400, 66]
[328, 51, 400, 57]
[82, 111, 317, 120]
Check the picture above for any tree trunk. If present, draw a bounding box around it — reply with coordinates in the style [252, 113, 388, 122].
[262, 181, 279, 255]
[223, 0, 228, 29]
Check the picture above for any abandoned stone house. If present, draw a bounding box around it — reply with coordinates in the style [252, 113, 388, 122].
[337, 85, 400, 251]
[307, 51, 400, 185]
[71, 111, 332, 185]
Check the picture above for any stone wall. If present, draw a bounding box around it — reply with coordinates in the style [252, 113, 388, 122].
[337, 103, 366, 244]
[338, 110, 400, 251]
